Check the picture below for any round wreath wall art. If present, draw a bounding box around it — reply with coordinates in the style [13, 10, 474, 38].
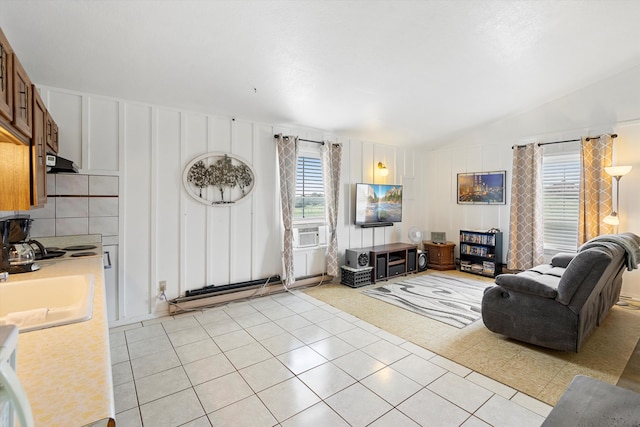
[183, 152, 255, 205]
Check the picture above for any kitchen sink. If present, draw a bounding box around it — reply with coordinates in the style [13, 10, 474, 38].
[0, 274, 94, 332]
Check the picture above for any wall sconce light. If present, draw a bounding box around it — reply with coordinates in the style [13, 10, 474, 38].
[603, 165, 632, 226]
[377, 162, 389, 177]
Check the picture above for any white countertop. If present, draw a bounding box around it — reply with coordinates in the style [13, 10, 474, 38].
[8, 255, 115, 426]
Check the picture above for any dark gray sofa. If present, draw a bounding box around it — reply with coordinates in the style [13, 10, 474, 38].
[482, 233, 640, 352]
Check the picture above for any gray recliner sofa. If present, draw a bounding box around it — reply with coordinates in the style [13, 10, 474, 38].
[482, 233, 640, 352]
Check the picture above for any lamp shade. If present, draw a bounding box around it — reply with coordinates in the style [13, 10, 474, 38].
[378, 162, 389, 177]
[603, 213, 620, 226]
[604, 165, 632, 177]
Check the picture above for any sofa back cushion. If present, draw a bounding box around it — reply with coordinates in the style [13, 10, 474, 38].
[556, 248, 612, 305]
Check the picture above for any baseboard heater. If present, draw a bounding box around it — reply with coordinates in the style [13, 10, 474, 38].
[184, 275, 282, 297]
[168, 273, 332, 314]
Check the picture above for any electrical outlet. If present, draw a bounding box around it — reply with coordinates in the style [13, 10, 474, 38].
[159, 280, 167, 292]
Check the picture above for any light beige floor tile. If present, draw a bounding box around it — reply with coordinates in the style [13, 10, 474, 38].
[368, 409, 420, 427]
[273, 313, 313, 331]
[361, 339, 410, 365]
[213, 329, 256, 352]
[112, 361, 134, 386]
[233, 311, 271, 328]
[333, 350, 386, 380]
[298, 362, 356, 399]
[225, 341, 273, 370]
[397, 388, 470, 427]
[360, 367, 422, 406]
[114, 407, 142, 427]
[207, 395, 277, 427]
[257, 377, 321, 422]
[245, 321, 286, 341]
[428, 372, 493, 412]
[474, 394, 545, 427]
[309, 336, 357, 360]
[125, 323, 166, 343]
[325, 383, 393, 427]
[183, 352, 236, 385]
[466, 371, 517, 400]
[336, 327, 381, 348]
[238, 357, 294, 392]
[139, 388, 205, 427]
[130, 348, 180, 379]
[391, 354, 447, 386]
[161, 315, 200, 334]
[317, 316, 357, 334]
[280, 402, 349, 427]
[175, 338, 221, 364]
[277, 345, 328, 375]
[167, 325, 210, 347]
[135, 366, 191, 405]
[127, 335, 173, 359]
[114, 381, 137, 413]
[289, 323, 333, 344]
[195, 371, 255, 414]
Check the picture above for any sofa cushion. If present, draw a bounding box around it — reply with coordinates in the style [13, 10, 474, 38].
[551, 253, 576, 269]
[495, 271, 559, 298]
[556, 248, 612, 305]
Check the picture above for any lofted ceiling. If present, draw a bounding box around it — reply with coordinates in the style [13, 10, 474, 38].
[2, 0, 640, 147]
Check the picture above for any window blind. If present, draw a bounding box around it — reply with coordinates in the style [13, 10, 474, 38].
[542, 153, 580, 252]
[294, 155, 325, 221]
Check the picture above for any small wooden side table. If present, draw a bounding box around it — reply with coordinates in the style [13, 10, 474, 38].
[423, 241, 456, 270]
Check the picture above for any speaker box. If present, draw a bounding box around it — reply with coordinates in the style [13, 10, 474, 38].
[418, 251, 428, 272]
[345, 249, 370, 269]
[407, 250, 417, 272]
[389, 264, 406, 276]
[376, 255, 387, 279]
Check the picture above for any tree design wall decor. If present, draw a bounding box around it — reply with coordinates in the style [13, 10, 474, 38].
[183, 152, 255, 205]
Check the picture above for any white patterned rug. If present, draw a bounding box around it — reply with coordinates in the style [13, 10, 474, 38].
[363, 273, 492, 328]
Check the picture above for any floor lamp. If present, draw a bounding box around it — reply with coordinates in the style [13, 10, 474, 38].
[603, 165, 632, 226]
[604, 165, 632, 306]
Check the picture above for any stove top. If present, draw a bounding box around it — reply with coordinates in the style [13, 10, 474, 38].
[35, 245, 101, 261]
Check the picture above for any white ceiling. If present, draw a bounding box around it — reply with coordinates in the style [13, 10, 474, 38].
[2, 0, 640, 147]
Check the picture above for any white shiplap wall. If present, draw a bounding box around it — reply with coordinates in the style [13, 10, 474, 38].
[39, 86, 424, 325]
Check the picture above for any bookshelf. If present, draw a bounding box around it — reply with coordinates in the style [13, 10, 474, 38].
[459, 230, 503, 277]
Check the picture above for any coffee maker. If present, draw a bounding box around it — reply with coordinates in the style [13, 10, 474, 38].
[0, 216, 46, 274]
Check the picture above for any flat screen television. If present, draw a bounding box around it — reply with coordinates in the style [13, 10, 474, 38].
[355, 183, 403, 226]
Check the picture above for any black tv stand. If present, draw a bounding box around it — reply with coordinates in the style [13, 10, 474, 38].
[359, 222, 393, 228]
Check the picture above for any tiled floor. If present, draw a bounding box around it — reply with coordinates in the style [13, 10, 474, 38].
[109, 289, 552, 427]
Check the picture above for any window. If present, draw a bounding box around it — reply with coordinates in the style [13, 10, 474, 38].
[542, 151, 580, 253]
[294, 154, 324, 222]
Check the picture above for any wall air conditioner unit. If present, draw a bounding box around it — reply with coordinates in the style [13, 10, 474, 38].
[293, 225, 327, 248]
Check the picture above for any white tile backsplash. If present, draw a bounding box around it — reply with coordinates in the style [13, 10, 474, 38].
[90, 176, 119, 196]
[56, 174, 89, 195]
[90, 217, 119, 236]
[29, 218, 55, 238]
[56, 197, 89, 218]
[89, 198, 119, 217]
[56, 217, 89, 236]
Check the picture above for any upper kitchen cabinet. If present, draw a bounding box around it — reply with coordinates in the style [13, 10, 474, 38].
[12, 54, 32, 139]
[31, 87, 48, 206]
[46, 112, 59, 153]
[0, 27, 13, 122]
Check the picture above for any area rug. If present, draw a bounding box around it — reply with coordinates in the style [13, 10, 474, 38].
[363, 273, 490, 328]
[304, 270, 640, 406]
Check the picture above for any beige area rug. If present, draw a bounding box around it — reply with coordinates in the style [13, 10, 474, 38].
[304, 270, 640, 406]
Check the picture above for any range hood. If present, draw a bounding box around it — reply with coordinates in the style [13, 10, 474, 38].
[46, 154, 79, 174]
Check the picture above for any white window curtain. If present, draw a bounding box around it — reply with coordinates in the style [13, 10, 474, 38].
[321, 142, 342, 277]
[275, 134, 298, 287]
[508, 142, 544, 270]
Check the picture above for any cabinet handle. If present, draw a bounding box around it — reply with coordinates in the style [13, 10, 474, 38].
[104, 251, 112, 269]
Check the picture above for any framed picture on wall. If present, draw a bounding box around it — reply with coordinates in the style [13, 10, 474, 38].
[457, 171, 506, 205]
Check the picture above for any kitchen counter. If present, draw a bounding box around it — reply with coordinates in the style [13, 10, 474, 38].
[8, 255, 115, 426]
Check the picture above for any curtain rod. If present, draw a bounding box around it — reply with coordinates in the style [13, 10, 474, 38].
[512, 133, 617, 149]
[273, 134, 325, 145]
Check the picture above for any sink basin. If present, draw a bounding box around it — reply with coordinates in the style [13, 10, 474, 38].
[0, 274, 94, 332]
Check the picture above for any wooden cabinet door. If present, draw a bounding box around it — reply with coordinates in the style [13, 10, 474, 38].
[0, 27, 12, 121]
[12, 54, 32, 138]
[31, 86, 47, 206]
[46, 112, 59, 153]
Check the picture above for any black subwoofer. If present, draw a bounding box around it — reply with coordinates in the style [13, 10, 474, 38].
[418, 251, 428, 272]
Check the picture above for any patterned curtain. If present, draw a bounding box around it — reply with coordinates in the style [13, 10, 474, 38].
[578, 135, 614, 244]
[321, 142, 343, 277]
[507, 142, 544, 271]
[275, 134, 298, 287]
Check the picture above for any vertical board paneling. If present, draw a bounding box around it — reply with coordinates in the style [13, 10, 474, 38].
[88, 97, 119, 171]
[123, 103, 152, 317]
[253, 125, 280, 278]
[48, 91, 83, 166]
[183, 114, 208, 291]
[208, 116, 232, 286]
[230, 120, 254, 283]
[156, 109, 181, 299]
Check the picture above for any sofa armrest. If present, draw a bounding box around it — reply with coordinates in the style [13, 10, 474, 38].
[495, 273, 559, 298]
[551, 253, 576, 268]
